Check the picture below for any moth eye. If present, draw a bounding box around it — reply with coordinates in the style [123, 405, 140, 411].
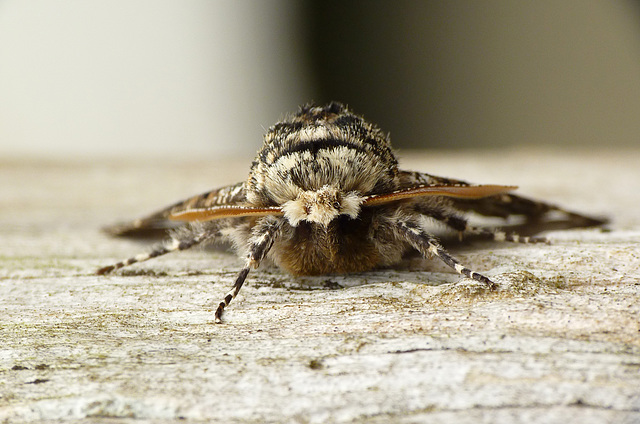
[333, 201, 341, 210]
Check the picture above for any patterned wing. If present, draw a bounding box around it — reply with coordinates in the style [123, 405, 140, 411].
[104, 182, 247, 237]
[397, 170, 606, 227]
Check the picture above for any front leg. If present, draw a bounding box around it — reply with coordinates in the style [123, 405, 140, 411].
[215, 216, 284, 323]
[391, 216, 497, 290]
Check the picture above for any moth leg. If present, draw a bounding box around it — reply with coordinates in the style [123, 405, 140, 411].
[96, 227, 217, 275]
[416, 205, 548, 244]
[215, 216, 283, 323]
[393, 217, 497, 289]
[466, 226, 548, 244]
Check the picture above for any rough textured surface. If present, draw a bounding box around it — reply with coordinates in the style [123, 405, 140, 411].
[1, 150, 639, 423]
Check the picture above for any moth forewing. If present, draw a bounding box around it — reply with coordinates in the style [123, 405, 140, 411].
[362, 184, 518, 207]
[169, 205, 284, 222]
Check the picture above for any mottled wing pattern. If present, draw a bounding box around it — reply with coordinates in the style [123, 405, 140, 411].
[397, 170, 473, 189]
[104, 182, 247, 237]
[398, 170, 605, 227]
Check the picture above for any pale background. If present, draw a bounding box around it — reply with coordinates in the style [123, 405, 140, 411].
[1, 0, 639, 160]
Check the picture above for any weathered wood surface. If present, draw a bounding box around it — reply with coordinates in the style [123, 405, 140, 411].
[1, 150, 638, 423]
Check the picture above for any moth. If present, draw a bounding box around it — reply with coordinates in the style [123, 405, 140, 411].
[98, 102, 604, 322]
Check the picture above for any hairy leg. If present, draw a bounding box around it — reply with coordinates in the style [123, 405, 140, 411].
[414, 204, 548, 244]
[96, 225, 220, 275]
[214, 216, 284, 323]
[391, 216, 497, 289]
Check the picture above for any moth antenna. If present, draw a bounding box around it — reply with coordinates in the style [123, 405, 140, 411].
[363, 184, 517, 206]
[169, 205, 283, 223]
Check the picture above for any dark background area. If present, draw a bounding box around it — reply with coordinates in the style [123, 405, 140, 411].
[303, 1, 640, 149]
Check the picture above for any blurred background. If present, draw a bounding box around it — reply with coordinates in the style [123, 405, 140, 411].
[1, 0, 639, 160]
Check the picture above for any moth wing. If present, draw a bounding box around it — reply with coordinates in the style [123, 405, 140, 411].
[397, 170, 606, 227]
[103, 182, 248, 237]
[397, 170, 474, 189]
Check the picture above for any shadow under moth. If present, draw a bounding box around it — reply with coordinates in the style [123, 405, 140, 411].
[98, 102, 605, 322]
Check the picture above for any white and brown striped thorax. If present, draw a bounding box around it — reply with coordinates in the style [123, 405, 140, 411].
[245, 102, 400, 210]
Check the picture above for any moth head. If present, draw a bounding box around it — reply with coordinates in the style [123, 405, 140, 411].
[282, 185, 363, 227]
